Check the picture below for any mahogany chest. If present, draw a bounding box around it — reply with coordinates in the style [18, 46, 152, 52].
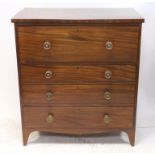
[12, 8, 144, 146]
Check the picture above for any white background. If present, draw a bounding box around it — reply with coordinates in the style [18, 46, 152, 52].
[0, 0, 155, 154]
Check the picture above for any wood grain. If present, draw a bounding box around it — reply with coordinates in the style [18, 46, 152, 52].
[22, 84, 135, 106]
[18, 26, 139, 64]
[23, 107, 134, 129]
[21, 65, 136, 84]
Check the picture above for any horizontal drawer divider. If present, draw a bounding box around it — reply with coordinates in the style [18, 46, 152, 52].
[22, 105, 135, 107]
[20, 62, 138, 66]
[21, 81, 136, 85]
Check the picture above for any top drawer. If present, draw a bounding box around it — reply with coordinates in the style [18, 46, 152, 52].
[17, 26, 139, 64]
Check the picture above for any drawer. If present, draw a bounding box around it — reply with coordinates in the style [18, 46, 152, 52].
[22, 84, 135, 106]
[21, 65, 136, 84]
[18, 26, 139, 64]
[23, 107, 134, 129]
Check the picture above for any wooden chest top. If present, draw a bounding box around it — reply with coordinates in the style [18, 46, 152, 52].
[11, 8, 144, 24]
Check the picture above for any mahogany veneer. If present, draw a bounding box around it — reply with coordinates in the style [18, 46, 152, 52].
[12, 8, 144, 146]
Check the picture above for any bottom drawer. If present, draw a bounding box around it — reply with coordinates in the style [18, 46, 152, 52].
[23, 107, 134, 129]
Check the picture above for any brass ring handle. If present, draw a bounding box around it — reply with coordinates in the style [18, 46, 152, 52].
[45, 70, 52, 79]
[105, 41, 113, 50]
[46, 92, 53, 101]
[105, 70, 112, 79]
[104, 91, 112, 100]
[103, 114, 111, 124]
[43, 41, 51, 50]
[46, 114, 54, 123]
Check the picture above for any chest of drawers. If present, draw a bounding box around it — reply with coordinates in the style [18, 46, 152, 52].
[12, 8, 144, 146]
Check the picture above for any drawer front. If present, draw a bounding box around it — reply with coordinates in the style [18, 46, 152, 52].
[18, 26, 139, 64]
[23, 107, 134, 129]
[21, 65, 136, 84]
[22, 84, 135, 106]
